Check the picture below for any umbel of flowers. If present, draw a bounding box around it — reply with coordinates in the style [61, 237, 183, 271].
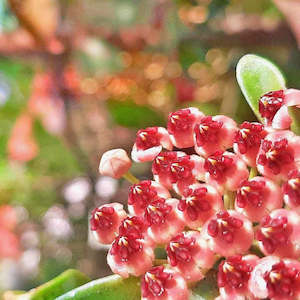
[91, 89, 300, 300]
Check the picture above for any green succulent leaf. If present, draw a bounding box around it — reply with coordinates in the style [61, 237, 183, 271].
[107, 100, 165, 128]
[55, 275, 141, 300]
[3, 269, 90, 300]
[236, 54, 286, 121]
[56, 270, 218, 300]
[288, 106, 300, 135]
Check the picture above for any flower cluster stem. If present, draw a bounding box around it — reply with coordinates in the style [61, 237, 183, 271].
[249, 167, 257, 179]
[224, 191, 235, 210]
[122, 171, 139, 184]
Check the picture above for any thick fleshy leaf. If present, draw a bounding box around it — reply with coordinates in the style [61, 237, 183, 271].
[236, 54, 286, 121]
[3, 269, 90, 300]
[56, 275, 141, 300]
[56, 270, 218, 300]
[288, 106, 300, 135]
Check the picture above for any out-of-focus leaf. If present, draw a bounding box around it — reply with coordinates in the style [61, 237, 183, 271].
[3, 269, 90, 300]
[190, 270, 219, 300]
[55, 275, 141, 300]
[184, 102, 219, 116]
[236, 54, 286, 121]
[107, 100, 165, 128]
[56, 270, 218, 300]
[288, 106, 300, 135]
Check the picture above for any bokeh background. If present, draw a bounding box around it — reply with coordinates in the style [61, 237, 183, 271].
[0, 0, 300, 294]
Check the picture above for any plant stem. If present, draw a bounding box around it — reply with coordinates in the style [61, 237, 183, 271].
[122, 171, 139, 184]
[153, 259, 167, 266]
[224, 191, 235, 210]
[249, 167, 257, 179]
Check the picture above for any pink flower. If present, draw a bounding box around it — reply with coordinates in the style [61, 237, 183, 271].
[257, 130, 300, 181]
[131, 127, 173, 162]
[90, 203, 127, 245]
[166, 231, 216, 282]
[145, 198, 184, 245]
[233, 121, 267, 167]
[141, 266, 189, 300]
[259, 89, 300, 130]
[107, 235, 154, 278]
[217, 255, 259, 300]
[99, 149, 132, 179]
[128, 180, 171, 216]
[249, 256, 300, 300]
[177, 183, 224, 229]
[204, 151, 249, 193]
[235, 176, 283, 222]
[202, 210, 254, 257]
[169, 154, 205, 195]
[167, 108, 204, 148]
[118, 216, 146, 239]
[256, 209, 300, 259]
[283, 169, 300, 211]
[151, 151, 186, 189]
[194, 115, 237, 157]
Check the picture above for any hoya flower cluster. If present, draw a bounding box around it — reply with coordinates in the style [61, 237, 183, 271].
[91, 89, 300, 300]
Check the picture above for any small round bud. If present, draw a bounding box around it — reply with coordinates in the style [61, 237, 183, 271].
[99, 149, 132, 179]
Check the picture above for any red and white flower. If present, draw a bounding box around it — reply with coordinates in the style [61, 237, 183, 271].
[217, 255, 259, 300]
[145, 198, 184, 245]
[167, 107, 204, 148]
[259, 89, 300, 130]
[283, 169, 300, 211]
[131, 127, 173, 162]
[256, 209, 300, 259]
[194, 115, 237, 157]
[166, 231, 216, 282]
[204, 151, 249, 193]
[233, 121, 267, 167]
[235, 176, 283, 222]
[141, 266, 189, 300]
[107, 235, 154, 278]
[90, 203, 127, 245]
[177, 183, 224, 229]
[128, 180, 171, 216]
[249, 256, 300, 300]
[202, 210, 254, 257]
[257, 130, 300, 182]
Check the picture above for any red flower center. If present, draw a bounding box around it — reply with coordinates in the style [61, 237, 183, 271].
[166, 233, 195, 266]
[218, 256, 253, 289]
[142, 266, 172, 297]
[204, 151, 233, 181]
[236, 180, 266, 208]
[194, 116, 223, 146]
[234, 122, 265, 154]
[128, 180, 158, 210]
[152, 151, 179, 176]
[135, 127, 160, 150]
[257, 139, 294, 175]
[168, 109, 195, 134]
[169, 156, 194, 184]
[264, 261, 300, 298]
[118, 216, 146, 239]
[110, 235, 143, 262]
[283, 170, 300, 206]
[178, 187, 211, 221]
[207, 211, 243, 243]
[256, 215, 291, 254]
[259, 90, 284, 124]
[90, 206, 115, 230]
[144, 198, 172, 225]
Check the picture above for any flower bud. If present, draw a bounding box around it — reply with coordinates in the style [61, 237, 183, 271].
[99, 149, 132, 179]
